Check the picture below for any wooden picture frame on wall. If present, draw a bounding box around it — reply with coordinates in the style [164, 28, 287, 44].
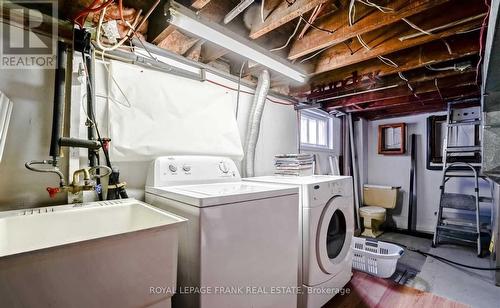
[378, 123, 406, 155]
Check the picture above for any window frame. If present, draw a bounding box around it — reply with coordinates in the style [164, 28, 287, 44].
[299, 110, 334, 151]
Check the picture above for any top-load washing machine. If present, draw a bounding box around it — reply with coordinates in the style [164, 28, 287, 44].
[244, 175, 354, 308]
[145, 156, 300, 308]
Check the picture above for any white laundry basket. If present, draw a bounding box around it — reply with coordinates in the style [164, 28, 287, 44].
[351, 237, 404, 278]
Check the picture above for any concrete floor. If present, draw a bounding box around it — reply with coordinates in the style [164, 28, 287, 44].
[379, 232, 500, 308]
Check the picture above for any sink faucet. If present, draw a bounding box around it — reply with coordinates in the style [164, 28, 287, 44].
[46, 165, 112, 198]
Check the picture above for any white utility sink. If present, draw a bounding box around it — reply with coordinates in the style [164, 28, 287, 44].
[0, 199, 186, 308]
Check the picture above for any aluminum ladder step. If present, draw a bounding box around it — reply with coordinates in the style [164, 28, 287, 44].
[438, 234, 478, 245]
[440, 193, 477, 211]
[448, 120, 481, 127]
[446, 146, 481, 153]
[479, 196, 493, 203]
[437, 224, 478, 234]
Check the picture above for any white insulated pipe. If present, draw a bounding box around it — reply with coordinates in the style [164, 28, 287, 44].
[243, 69, 270, 177]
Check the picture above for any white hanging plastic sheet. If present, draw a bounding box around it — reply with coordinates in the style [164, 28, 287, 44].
[107, 61, 244, 162]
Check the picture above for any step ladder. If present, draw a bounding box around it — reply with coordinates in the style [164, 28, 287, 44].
[432, 102, 492, 256]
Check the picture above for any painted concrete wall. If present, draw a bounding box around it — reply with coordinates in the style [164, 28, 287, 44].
[0, 61, 70, 210]
[365, 113, 490, 232]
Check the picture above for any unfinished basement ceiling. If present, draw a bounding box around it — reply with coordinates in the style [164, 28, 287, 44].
[59, 0, 489, 119]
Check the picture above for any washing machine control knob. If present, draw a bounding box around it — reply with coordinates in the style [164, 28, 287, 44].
[182, 165, 191, 172]
[168, 164, 177, 173]
[218, 162, 229, 173]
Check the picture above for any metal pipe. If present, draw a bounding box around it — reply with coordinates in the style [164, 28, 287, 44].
[243, 70, 270, 177]
[25, 160, 65, 186]
[49, 41, 67, 163]
[348, 114, 362, 230]
[408, 134, 417, 232]
[84, 50, 98, 168]
[59, 137, 101, 150]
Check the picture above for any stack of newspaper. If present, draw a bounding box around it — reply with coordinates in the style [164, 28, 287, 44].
[274, 154, 314, 176]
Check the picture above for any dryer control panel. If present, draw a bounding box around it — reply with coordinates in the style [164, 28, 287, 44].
[146, 156, 240, 187]
[307, 177, 353, 207]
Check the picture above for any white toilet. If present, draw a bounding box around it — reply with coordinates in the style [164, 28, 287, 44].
[359, 185, 399, 237]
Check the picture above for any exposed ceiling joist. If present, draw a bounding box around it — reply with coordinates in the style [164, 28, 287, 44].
[200, 42, 229, 63]
[157, 31, 200, 55]
[298, 31, 480, 93]
[314, 2, 487, 74]
[288, 0, 450, 60]
[249, 0, 329, 39]
[323, 72, 477, 108]
[361, 89, 480, 120]
[346, 87, 479, 113]
[191, 0, 212, 10]
[307, 66, 476, 101]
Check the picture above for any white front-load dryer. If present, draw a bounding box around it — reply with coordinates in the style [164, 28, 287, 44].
[243, 175, 354, 308]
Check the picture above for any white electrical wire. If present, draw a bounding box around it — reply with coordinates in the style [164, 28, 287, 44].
[402, 17, 433, 35]
[96, 6, 141, 52]
[270, 17, 302, 51]
[299, 43, 333, 63]
[358, 0, 393, 13]
[425, 63, 472, 72]
[348, 0, 356, 26]
[398, 72, 408, 81]
[100, 50, 133, 108]
[377, 55, 399, 68]
[357, 34, 372, 50]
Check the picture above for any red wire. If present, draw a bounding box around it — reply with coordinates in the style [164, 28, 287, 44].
[476, 0, 491, 85]
[205, 79, 294, 106]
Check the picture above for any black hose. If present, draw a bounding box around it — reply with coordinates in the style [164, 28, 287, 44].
[50, 42, 67, 161]
[382, 240, 500, 271]
[81, 50, 128, 199]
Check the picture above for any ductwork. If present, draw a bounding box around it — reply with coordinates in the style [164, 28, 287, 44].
[243, 69, 270, 177]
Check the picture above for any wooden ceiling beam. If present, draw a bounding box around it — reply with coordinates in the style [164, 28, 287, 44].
[314, 1, 487, 75]
[322, 72, 477, 108]
[249, 0, 329, 39]
[361, 89, 480, 120]
[353, 88, 480, 120]
[345, 87, 479, 113]
[288, 0, 450, 60]
[307, 66, 475, 101]
[294, 32, 480, 93]
[191, 0, 212, 10]
[200, 42, 229, 63]
[364, 104, 447, 120]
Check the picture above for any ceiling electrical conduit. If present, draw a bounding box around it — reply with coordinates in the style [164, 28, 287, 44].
[243, 69, 270, 178]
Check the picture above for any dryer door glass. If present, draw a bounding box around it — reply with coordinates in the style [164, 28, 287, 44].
[326, 210, 346, 259]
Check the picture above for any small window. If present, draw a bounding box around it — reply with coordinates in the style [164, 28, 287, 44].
[300, 110, 333, 149]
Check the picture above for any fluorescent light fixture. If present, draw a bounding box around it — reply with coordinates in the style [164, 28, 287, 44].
[165, 1, 308, 83]
[224, 0, 254, 24]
